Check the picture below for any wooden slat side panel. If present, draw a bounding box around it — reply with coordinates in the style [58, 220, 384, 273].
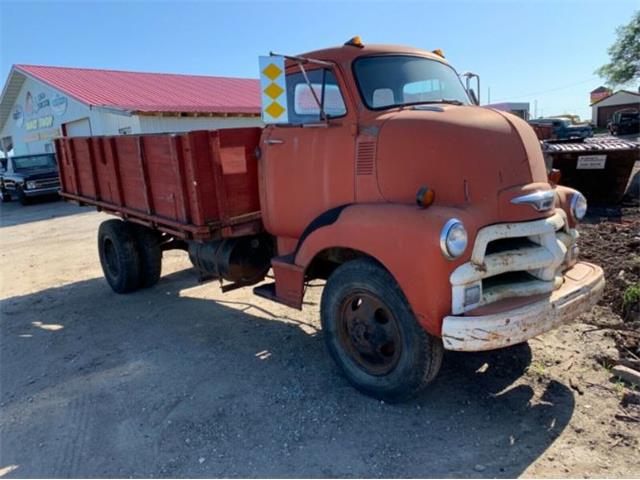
[187, 131, 220, 224]
[93, 138, 115, 204]
[56, 129, 264, 237]
[114, 136, 147, 212]
[142, 135, 181, 220]
[55, 138, 76, 195]
[169, 135, 191, 224]
[72, 139, 97, 198]
[209, 131, 230, 224]
[180, 132, 207, 226]
[218, 128, 262, 218]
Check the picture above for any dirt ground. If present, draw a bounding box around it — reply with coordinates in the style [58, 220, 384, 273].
[1, 198, 639, 478]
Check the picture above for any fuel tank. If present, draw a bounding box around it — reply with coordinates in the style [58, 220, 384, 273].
[374, 105, 551, 223]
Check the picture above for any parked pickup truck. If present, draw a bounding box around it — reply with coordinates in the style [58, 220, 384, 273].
[0, 153, 60, 205]
[608, 110, 640, 136]
[56, 39, 605, 401]
[529, 118, 593, 140]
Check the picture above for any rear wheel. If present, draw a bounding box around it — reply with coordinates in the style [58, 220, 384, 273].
[98, 219, 142, 293]
[321, 258, 443, 402]
[130, 224, 162, 288]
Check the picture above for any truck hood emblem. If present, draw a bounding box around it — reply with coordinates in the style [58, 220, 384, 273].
[510, 190, 555, 212]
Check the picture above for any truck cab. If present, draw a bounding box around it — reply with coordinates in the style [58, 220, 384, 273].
[256, 40, 604, 398]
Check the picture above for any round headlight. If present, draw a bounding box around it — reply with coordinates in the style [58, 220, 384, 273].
[440, 219, 468, 259]
[570, 192, 587, 221]
[26, 181, 37, 190]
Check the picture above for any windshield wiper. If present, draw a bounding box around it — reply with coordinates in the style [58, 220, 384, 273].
[420, 99, 464, 106]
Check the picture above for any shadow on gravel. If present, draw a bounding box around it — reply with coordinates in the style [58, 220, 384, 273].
[0, 196, 89, 228]
[0, 269, 574, 478]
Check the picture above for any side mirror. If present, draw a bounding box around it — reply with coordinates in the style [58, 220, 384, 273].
[469, 88, 479, 106]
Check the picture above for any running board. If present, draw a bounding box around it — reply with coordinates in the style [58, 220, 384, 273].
[253, 255, 305, 309]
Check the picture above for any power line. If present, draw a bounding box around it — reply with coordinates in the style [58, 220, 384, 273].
[491, 77, 598, 103]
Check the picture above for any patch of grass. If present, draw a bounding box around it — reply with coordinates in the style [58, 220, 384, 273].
[601, 360, 614, 373]
[623, 283, 640, 310]
[613, 379, 626, 397]
[528, 361, 546, 375]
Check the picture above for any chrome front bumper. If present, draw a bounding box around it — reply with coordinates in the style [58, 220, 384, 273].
[441, 261, 604, 351]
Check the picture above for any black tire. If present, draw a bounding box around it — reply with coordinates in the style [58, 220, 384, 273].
[129, 224, 162, 288]
[0, 189, 10, 202]
[16, 187, 30, 206]
[97, 219, 142, 293]
[321, 258, 443, 402]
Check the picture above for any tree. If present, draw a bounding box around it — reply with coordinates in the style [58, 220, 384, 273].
[596, 10, 640, 86]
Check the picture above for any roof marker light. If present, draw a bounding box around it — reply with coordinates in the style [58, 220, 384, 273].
[345, 36, 364, 48]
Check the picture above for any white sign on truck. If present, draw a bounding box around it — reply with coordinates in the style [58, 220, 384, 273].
[259, 56, 288, 124]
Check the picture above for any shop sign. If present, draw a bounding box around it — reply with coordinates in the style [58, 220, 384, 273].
[51, 94, 68, 116]
[26, 115, 54, 131]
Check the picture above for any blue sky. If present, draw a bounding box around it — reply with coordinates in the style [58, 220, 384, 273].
[1, 0, 637, 120]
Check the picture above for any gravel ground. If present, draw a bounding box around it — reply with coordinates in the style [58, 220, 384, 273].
[1, 199, 639, 478]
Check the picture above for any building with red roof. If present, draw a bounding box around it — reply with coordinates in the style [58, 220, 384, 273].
[0, 64, 262, 156]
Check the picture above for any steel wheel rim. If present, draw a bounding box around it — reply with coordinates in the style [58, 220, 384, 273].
[338, 290, 403, 376]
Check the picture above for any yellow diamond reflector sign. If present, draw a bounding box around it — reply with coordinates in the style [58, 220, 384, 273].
[265, 101, 285, 119]
[262, 63, 282, 81]
[263, 82, 284, 100]
[259, 55, 288, 124]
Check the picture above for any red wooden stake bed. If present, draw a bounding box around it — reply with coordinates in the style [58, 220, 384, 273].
[55, 128, 263, 241]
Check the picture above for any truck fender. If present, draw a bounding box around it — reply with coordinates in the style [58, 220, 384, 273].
[294, 203, 469, 335]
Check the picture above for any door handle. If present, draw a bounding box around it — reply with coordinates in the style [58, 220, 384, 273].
[264, 138, 284, 145]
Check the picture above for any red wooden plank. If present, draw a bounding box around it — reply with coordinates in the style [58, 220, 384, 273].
[185, 133, 206, 226]
[66, 139, 81, 195]
[208, 131, 230, 224]
[86, 138, 101, 200]
[136, 136, 154, 215]
[169, 135, 191, 223]
[107, 137, 125, 205]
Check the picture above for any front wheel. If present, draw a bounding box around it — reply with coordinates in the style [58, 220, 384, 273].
[0, 189, 10, 202]
[16, 187, 30, 206]
[321, 258, 443, 402]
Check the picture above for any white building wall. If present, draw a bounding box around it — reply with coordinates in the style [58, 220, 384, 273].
[92, 109, 141, 136]
[0, 75, 93, 155]
[137, 115, 262, 134]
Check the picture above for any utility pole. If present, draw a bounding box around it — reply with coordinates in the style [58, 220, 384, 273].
[487, 86, 491, 104]
[534, 100, 538, 118]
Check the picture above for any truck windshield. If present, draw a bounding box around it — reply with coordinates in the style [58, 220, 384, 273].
[353, 55, 471, 110]
[12, 154, 57, 171]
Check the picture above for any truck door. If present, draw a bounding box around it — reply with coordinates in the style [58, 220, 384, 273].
[259, 67, 355, 244]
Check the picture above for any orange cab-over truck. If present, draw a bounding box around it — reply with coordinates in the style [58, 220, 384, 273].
[55, 38, 605, 401]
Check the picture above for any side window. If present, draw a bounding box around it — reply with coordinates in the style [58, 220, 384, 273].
[285, 69, 347, 124]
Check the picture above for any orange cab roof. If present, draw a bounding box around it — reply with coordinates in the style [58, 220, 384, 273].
[297, 44, 449, 66]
